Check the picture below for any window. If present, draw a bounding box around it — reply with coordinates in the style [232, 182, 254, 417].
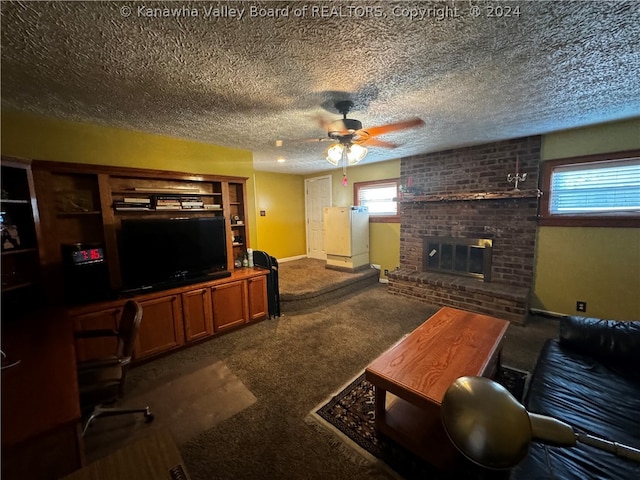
[540, 150, 640, 227]
[354, 179, 400, 223]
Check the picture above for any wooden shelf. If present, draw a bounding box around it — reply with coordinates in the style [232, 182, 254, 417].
[398, 189, 541, 203]
[1, 158, 42, 310]
[56, 211, 102, 216]
[112, 190, 223, 196]
[2, 247, 38, 256]
[2, 281, 38, 292]
[115, 209, 222, 213]
[32, 161, 251, 296]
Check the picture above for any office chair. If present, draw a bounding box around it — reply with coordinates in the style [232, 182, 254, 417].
[76, 300, 154, 435]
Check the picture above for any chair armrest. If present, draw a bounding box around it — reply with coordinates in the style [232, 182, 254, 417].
[77, 355, 133, 371]
[74, 329, 118, 339]
[77, 355, 122, 371]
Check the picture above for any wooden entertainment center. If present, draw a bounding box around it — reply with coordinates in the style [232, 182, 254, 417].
[1, 158, 268, 479]
[3, 158, 269, 362]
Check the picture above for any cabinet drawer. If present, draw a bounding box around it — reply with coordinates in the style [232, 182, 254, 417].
[247, 275, 268, 321]
[182, 288, 213, 342]
[136, 295, 184, 359]
[211, 280, 247, 332]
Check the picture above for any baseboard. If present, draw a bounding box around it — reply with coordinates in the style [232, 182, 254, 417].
[529, 308, 567, 318]
[277, 255, 309, 263]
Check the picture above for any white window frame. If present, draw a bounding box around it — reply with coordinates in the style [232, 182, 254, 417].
[540, 150, 640, 227]
[354, 178, 400, 223]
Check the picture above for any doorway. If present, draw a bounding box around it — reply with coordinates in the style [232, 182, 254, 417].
[305, 175, 332, 259]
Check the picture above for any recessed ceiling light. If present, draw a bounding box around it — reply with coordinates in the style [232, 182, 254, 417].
[275, 140, 283, 147]
[277, 157, 286, 163]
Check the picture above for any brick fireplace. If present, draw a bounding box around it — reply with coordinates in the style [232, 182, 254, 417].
[424, 236, 493, 281]
[387, 136, 541, 324]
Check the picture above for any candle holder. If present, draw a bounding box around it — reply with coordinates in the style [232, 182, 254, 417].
[507, 171, 527, 191]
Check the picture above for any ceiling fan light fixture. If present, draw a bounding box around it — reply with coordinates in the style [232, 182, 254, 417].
[326, 143, 343, 165]
[347, 144, 367, 165]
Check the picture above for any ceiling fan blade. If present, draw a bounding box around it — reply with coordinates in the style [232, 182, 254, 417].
[356, 138, 398, 149]
[315, 114, 347, 131]
[277, 137, 333, 147]
[361, 117, 425, 138]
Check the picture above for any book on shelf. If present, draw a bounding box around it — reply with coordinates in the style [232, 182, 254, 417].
[115, 206, 152, 211]
[204, 204, 222, 209]
[123, 197, 151, 204]
[113, 201, 152, 210]
[180, 201, 204, 208]
[154, 205, 183, 210]
[153, 195, 201, 202]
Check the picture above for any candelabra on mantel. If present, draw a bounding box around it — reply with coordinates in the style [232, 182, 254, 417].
[507, 156, 527, 191]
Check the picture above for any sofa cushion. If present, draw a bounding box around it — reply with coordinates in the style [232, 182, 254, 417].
[511, 340, 640, 480]
[559, 316, 640, 365]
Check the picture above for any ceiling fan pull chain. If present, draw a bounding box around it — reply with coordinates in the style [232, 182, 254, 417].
[342, 148, 348, 186]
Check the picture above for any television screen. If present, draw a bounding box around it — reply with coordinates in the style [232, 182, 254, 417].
[119, 216, 228, 291]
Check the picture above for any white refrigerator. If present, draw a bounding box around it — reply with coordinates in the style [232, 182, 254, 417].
[323, 206, 370, 271]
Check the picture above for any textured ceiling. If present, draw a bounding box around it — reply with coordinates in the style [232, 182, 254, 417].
[2, 1, 639, 174]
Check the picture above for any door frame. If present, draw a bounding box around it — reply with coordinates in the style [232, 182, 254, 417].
[304, 175, 332, 259]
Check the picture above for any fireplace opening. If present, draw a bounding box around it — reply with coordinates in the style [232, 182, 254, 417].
[424, 237, 493, 282]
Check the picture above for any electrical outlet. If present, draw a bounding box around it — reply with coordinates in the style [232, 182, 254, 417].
[384, 269, 389, 276]
[576, 301, 587, 312]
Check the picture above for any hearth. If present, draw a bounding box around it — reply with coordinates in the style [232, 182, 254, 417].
[390, 135, 541, 323]
[423, 237, 493, 282]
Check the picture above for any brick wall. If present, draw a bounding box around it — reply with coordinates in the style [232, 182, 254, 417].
[400, 136, 540, 195]
[399, 199, 538, 287]
[389, 136, 541, 323]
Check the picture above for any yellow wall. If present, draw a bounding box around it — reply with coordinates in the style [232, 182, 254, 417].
[306, 160, 402, 279]
[5, 110, 637, 318]
[533, 117, 640, 319]
[1, 110, 258, 247]
[253, 171, 306, 259]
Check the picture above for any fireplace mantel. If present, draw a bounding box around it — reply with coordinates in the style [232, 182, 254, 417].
[393, 135, 542, 324]
[398, 189, 541, 203]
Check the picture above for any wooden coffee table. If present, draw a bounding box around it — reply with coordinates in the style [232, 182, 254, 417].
[365, 306, 509, 471]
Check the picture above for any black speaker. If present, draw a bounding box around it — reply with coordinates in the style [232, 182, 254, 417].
[61, 243, 110, 304]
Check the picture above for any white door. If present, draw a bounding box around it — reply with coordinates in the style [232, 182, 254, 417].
[305, 175, 332, 259]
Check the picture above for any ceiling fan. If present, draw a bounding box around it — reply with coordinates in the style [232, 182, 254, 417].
[277, 100, 425, 168]
[317, 100, 425, 166]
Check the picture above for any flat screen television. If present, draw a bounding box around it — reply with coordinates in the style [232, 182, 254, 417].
[119, 217, 230, 293]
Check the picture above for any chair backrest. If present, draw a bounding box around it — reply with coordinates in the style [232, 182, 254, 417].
[116, 300, 143, 363]
[252, 250, 271, 269]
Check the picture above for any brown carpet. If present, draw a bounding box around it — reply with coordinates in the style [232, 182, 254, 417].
[81, 263, 559, 479]
[83, 359, 256, 463]
[278, 258, 362, 296]
[278, 257, 378, 297]
[278, 258, 380, 313]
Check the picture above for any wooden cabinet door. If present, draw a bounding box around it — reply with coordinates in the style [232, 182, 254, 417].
[136, 295, 184, 359]
[211, 280, 247, 332]
[247, 275, 268, 322]
[182, 288, 213, 342]
[73, 306, 121, 362]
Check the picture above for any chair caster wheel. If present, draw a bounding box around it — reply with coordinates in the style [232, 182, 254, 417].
[144, 413, 154, 423]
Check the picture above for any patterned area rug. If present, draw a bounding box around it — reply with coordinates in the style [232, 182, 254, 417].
[307, 367, 528, 479]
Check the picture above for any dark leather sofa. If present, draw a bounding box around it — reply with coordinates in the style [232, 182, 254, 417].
[510, 315, 640, 480]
